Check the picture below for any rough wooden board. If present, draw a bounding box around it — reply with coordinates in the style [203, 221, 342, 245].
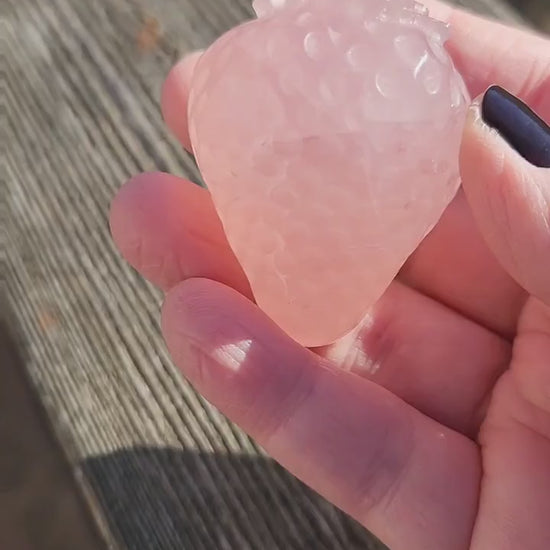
[0, 307, 108, 550]
[3, 1, 526, 549]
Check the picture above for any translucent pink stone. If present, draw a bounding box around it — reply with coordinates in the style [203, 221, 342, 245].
[188, 0, 470, 347]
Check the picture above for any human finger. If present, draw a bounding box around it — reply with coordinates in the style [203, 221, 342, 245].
[162, 278, 481, 550]
[110, 172, 510, 436]
[109, 171, 251, 296]
[161, 51, 203, 151]
[460, 86, 550, 304]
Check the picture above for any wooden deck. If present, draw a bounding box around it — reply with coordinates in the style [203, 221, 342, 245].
[2, 0, 534, 549]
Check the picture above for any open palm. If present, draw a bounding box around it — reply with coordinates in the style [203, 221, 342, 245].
[110, 3, 550, 549]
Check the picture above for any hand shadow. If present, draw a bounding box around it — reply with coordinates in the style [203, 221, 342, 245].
[82, 446, 386, 550]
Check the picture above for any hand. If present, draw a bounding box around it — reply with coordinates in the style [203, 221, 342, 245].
[110, 2, 550, 549]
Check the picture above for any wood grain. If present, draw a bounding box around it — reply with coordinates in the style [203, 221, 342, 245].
[3, 1, 527, 549]
[0, 307, 107, 550]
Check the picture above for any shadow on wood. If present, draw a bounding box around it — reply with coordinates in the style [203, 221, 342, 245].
[82, 446, 386, 550]
[0, 303, 107, 550]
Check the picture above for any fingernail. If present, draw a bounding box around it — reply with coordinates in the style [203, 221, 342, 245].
[481, 85, 550, 168]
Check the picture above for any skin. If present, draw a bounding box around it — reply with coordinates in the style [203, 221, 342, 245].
[110, 2, 550, 549]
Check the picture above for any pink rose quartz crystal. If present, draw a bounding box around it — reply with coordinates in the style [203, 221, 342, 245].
[188, 0, 470, 347]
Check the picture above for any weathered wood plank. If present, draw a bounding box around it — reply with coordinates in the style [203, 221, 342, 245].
[4, 1, 529, 549]
[0, 307, 108, 550]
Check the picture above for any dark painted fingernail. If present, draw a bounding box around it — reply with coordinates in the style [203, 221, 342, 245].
[481, 85, 550, 168]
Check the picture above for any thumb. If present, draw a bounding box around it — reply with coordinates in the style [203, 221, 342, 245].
[460, 86, 550, 305]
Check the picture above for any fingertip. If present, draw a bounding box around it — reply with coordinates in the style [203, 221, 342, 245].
[110, 172, 204, 289]
[460, 91, 550, 302]
[161, 277, 312, 380]
[109, 171, 165, 260]
[161, 277, 307, 413]
[162, 277, 282, 355]
[460, 90, 546, 214]
[110, 171, 175, 242]
[161, 278, 206, 367]
[161, 278, 237, 391]
[161, 277, 327, 450]
[460, 96, 507, 188]
[161, 51, 203, 151]
[161, 277, 220, 342]
[110, 170, 252, 296]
